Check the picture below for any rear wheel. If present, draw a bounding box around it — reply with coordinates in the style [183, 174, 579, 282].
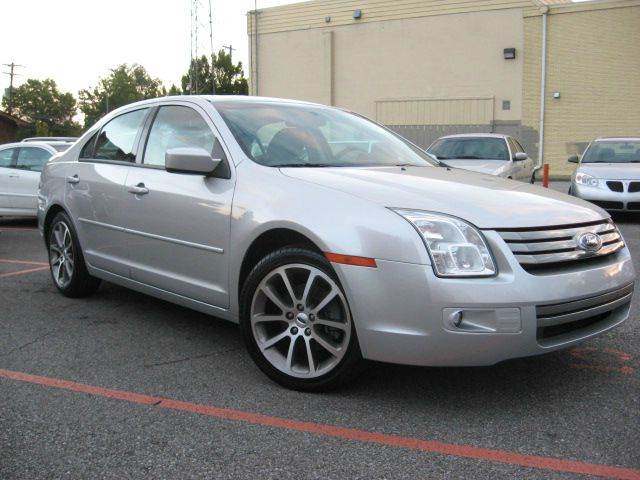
[48, 212, 100, 297]
[240, 247, 363, 391]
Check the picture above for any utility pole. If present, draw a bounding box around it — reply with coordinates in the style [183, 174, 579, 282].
[222, 44, 236, 62]
[2, 62, 24, 116]
[209, 0, 215, 94]
[194, 0, 199, 94]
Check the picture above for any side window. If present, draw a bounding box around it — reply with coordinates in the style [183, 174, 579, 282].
[0, 148, 16, 168]
[16, 147, 52, 172]
[93, 109, 148, 162]
[143, 106, 215, 166]
[79, 132, 98, 159]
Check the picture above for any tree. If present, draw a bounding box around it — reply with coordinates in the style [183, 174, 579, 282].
[1, 78, 81, 137]
[180, 50, 248, 96]
[79, 64, 163, 128]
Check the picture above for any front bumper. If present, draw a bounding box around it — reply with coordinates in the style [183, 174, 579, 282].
[572, 182, 640, 211]
[334, 231, 635, 367]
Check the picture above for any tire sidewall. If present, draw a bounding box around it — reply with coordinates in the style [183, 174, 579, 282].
[240, 247, 362, 391]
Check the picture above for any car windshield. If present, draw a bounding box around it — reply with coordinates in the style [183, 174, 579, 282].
[427, 137, 510, 161]
[212, 101, 436, 168]
[581, 141, 640, 163]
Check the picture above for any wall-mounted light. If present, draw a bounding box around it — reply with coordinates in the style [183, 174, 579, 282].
[503, 48, 516, 60]
[353, 9, 362, 19]
[502, 100, 511, 111]
[325, 16, 331, 23]
[553, 92, 561, 99]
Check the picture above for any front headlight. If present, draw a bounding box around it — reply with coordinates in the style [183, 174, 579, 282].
[575, 172, 600, 187]
[392, 209, 497, 277]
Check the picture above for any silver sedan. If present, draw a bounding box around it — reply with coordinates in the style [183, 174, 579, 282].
[37, 96, 635, 390]
[569, 137, 640, 212]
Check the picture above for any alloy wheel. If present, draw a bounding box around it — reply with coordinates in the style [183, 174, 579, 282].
[49, 221, 74, 289]
[250, 264, 351, 379]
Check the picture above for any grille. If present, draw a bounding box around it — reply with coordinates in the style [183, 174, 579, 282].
[627, 202, 640, 210]
[606, 181, 623, 192]
[536, 283, 633, 343]
[590, 200, 624, 210]
[496, 219, 624, 266]
[629, 182, 640, 193]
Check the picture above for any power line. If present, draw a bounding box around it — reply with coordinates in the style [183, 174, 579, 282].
[2, 62, 24, 116]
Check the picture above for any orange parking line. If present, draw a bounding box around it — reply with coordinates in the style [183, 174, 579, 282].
[0, 368, 638, 480]
[0, 266, 50, 278]
[0, 259, 48, 266]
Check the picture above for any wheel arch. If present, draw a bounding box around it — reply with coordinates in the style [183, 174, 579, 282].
[237, 227, 324, 302]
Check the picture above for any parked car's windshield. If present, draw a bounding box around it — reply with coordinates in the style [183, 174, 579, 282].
[213, 101, 436, 168]
[428, 137, 510, 161]
[581, 141, 640, 163]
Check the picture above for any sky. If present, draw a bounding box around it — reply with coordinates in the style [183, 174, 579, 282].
[1, 0, 590, 103]
[0, 0, 297, 101]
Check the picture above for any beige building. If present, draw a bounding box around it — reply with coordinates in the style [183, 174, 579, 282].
[248, 0, 640, 177]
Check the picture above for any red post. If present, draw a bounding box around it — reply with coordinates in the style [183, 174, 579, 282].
[542, 164, 549, 188]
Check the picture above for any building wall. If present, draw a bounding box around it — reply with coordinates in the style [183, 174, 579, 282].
[0, 116, 19, 143]
[249, 2, 531, 148]
[523, 1, 640, 177]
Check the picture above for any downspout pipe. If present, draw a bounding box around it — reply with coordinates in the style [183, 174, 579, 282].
[534, 6, 549, 173]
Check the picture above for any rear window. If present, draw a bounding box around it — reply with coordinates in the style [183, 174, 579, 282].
[428, 137, 510, 161]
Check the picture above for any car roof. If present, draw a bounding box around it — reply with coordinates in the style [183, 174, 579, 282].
[593, 137, 640, 142]
[437, 133, 510, 140]
[0, 141, 57, 151]
[21, 136, 78, 142]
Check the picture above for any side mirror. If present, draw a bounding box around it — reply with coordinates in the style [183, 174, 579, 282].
[513, 152, 528, 161]
[165, 147, 221, 175]
[567, 155, 579, 164]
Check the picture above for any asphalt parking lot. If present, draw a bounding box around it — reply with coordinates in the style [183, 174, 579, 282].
[1, 184, 639, 479]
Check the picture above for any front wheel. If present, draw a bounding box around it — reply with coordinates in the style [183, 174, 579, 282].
[240, 247, 363, 391]
[48, 212, 101, 297]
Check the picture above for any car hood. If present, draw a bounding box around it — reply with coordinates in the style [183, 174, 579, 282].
[440, 159, 509, 176]
[281, 166, 607, 229]
[577, 163, 640, 180]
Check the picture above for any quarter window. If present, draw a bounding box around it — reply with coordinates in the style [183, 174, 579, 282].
[93, 109, 148, 162]
[79, 132, 98, 158]
[143, 106, 215, 166]
[16, 147, 52, 172]
[0, 148, 15, 168]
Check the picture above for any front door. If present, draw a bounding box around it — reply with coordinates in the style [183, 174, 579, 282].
[66, 108, 150, 277]
[121, 104, 233, 309]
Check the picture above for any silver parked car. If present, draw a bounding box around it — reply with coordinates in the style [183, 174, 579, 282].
[0, 141, 71, 217]
[427, 133, 536, 182]
[569, 137, 640, 211]
[38, 96, 635, 391]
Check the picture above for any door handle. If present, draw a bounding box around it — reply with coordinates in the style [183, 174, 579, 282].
[127, 183, 149, 195]
[66, 175, 80, 184]
[8, 173, 20, 178]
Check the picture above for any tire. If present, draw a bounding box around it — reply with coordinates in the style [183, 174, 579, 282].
[568, 186, 573, 195]
[47, 212, 101, 298]
[530, 173, 536, 184]
[240, 247, 364, 391]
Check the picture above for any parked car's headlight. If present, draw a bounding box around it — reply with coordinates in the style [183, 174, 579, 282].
[575, 172, 600, 187]
[392, 209, 497, 277]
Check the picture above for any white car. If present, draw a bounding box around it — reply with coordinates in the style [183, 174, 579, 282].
[427, 133, 536, 183]
[0, 141, 72, 217]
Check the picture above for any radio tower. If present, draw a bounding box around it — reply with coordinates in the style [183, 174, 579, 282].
[190, 0, 216, 95]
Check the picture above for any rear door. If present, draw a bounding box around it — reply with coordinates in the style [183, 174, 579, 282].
[121, 102, 234, 308]
[12, 146, 53, 212]
[0, 147, 18, 211]
[65, 108, 150, 277]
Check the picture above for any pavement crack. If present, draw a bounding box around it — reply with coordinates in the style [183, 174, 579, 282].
[143, 347, 240, 368]
[0, 330, 57, 358]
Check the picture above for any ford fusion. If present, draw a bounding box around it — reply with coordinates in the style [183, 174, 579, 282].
[37, 96, 635, 391]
